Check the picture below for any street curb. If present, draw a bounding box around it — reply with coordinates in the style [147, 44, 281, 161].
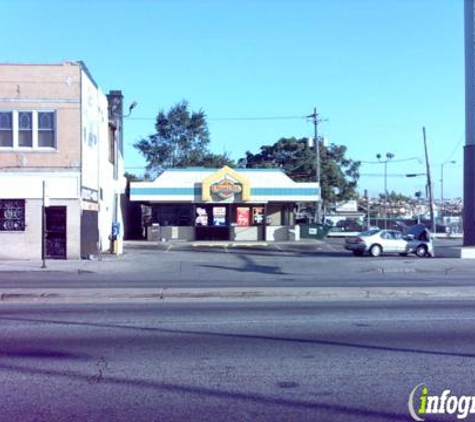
[2, 287, 475, 303]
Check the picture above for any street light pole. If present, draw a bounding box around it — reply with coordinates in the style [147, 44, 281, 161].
[377, 152, 394, 230]
[109, 94, 138, 255]
[422, 127, 435, 234]
[440, 160, 456, 220]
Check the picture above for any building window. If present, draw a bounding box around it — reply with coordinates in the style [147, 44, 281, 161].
[0, 112, 13, 147]
[38, 112, 55, 148]
[0, 199, 25, 231]
[154, 205, 193, 226]
[19, 112, 33, 147]
[109, 126, 116, 164]
[0, 110, 56, 150]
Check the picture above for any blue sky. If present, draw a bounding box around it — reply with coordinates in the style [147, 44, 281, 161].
[2, 0, 464, 198]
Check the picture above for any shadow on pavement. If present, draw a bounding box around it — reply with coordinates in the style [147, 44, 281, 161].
[1, 314, 474, 360]
[124, 240, 463, 260]
[199, 254, 287, 275]
[0, 359, 408, 420]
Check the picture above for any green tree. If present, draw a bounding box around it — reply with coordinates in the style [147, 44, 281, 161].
[134, 101, 233, 172]
[201, 152, 234, 168]
[244, 137, 360, 207]
[124, 172, 142, 182]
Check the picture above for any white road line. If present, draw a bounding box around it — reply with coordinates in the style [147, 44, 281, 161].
[324, 242, 340, 252]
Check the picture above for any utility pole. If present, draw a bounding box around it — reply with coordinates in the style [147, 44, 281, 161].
[441, 163, 444, 214]
[308, 107, 322, 224]
[423, 127, 435, 233]
[365, 189, 370, 230]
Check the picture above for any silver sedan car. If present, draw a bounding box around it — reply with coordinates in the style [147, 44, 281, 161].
[344, 226, 434, 257]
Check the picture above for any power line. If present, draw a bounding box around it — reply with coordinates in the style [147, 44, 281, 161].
[360, 173, 418, 178]
[129, 115, 307, 122]
[210, 115, 306, 121]
[360, 156, 422, 164]
[444, 135, 464, 162]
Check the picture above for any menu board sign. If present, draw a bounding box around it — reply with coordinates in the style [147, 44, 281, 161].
[213, 207, 226, 226]
[253, 207, 264, 225]
[195, 207, 209, 226]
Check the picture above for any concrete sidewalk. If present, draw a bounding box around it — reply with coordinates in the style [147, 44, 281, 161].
[1, 240, 475, 303]
[0, 240, 473, 274]
[1, 286, 475, 303]
[0, 255, 121, 274]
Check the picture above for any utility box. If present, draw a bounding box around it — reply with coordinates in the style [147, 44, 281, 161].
[110, 222, 122, 255]
[112, 238, 123, 254]
[300, 224, 330, 240]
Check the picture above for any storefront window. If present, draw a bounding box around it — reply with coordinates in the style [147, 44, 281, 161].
[233, 205, 265, 226]
[236, 207, 250, 226]
[154, 205, 193, 226]
[195, 205, 230, 226]
[195, 207, 209, 226]
[253, 207, 264, 225]
[212, 207, 226, 226]
[0, 199, 25, 231]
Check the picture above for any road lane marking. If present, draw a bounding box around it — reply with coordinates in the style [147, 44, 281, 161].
[323, 242, 340, 252]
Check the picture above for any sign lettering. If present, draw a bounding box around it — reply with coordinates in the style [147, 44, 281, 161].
[211, 178, 242, 199]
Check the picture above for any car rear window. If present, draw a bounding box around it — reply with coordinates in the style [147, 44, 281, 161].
[360, 229, 379, 237]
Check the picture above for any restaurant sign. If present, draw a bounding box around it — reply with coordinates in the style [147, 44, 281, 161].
[202, 166, 250, 202]
[211, 178, 242, 199]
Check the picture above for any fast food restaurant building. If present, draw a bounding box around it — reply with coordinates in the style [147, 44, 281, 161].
[130, 166, 320, 242]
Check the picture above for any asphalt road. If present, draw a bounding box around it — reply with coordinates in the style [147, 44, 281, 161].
[0, 300, 474, 421]
[0, 239, 473, 289]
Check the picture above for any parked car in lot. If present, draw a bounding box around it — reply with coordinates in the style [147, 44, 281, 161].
[344, 225, 434, 257]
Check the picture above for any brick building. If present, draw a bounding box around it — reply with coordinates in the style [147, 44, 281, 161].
[0, 61, 126, 259]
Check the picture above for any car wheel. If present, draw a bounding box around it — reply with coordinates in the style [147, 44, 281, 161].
[369, 244, 382, 257]
[353, 250, 364, 256]
[415, 244, 428, 258]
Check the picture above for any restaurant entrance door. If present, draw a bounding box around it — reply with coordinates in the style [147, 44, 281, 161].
[45, 206, 67, 259]
[194, 204, 230, 241]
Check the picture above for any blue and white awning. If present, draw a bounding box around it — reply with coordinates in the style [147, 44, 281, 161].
[130, 166, 320, 203]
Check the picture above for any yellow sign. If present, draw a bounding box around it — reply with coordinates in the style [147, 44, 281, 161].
[202, 166, 250, 201]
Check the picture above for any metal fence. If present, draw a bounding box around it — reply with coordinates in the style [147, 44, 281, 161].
[326, 216, 463, 235]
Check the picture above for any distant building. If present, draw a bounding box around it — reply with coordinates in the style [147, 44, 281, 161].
[0, 62, 126, 259]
